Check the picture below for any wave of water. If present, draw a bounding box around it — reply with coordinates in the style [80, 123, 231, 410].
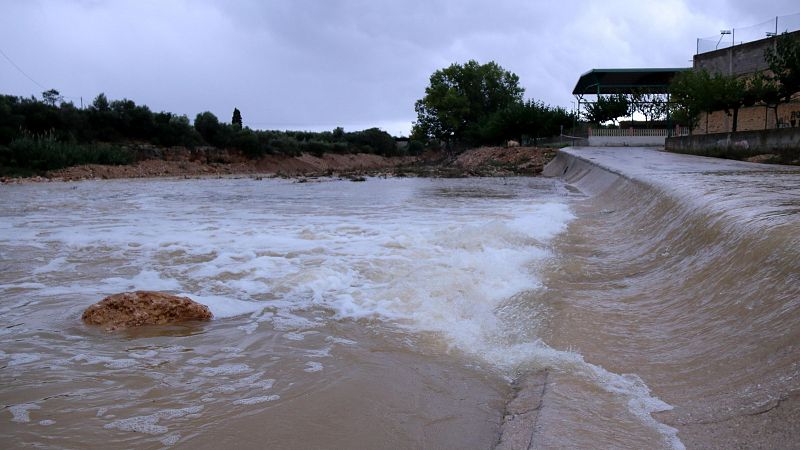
[2, 178, 576, 365]
[0, 175, 718, 448]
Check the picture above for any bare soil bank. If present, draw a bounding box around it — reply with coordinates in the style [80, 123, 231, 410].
[1, 146, 556, 183]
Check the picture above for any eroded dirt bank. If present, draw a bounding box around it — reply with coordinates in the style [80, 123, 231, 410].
[2, 146, 557, 183]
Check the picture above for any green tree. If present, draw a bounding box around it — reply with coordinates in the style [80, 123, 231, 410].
[629, 90, 668, 126]
[670, 70, 713, 129]
[194, 111, 222, 145]
[583, 94, 629, 126]
[746, 73, 781, 128]
[412, 60, 524, 147]
[91, 93, 110, 112]
[41, 89, 62, 107]
[478, 100, 574, 144]
[765, 32, 800, 105]
[232, 107, 243, 130]
[671, 70, 746, 132]
[708, 74, 746, 132]
[345, 127, 396, 156]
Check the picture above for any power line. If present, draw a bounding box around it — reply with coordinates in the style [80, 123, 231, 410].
[0, 46, 46, 90]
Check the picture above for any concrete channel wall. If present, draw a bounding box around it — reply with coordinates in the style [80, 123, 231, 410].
[665, 128, 800, 158]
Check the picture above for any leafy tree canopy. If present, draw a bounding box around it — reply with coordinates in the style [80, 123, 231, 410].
[412, 60, 524, 146]
[583, 94, 629, 126]
[479, 100, 574, 144]
[41, 89, 62, 107]
[670, 69, 772, 132]
[194, 111, 222, 145]
[91, 93, 110, 112]
[232, 107, 243, 130]
[765, 32, 800, 103]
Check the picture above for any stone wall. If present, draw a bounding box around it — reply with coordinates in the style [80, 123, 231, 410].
[665, 128, 800, 161]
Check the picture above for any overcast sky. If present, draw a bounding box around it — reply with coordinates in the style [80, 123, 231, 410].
[1, 1, 798, 136]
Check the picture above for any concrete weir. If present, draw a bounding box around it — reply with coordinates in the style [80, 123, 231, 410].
[533, 147, 800, 449]
[543, 146, 800, 219]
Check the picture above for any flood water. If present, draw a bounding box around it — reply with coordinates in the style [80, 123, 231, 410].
[1, 160, 798, 449]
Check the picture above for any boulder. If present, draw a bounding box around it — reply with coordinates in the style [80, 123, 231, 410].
[82, 291, 213, 331]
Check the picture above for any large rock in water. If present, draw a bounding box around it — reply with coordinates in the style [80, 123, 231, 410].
[82, 291, 213, 331]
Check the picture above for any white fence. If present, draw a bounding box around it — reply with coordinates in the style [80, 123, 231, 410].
[587, 127, 689, 147]
[588, 127, 690, 137]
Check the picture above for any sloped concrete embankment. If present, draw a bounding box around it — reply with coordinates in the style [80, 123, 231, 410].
[538, 147, 800, 449]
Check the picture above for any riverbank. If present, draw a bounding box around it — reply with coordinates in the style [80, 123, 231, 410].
[0, 146, 557, 183]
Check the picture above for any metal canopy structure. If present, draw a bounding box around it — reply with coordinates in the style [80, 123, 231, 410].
[572, 68, 691, 96]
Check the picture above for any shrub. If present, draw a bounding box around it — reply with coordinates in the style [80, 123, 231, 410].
[407, 140, 425, 155]
[301, 140, 334, 157]
[2, 133, 133, 173]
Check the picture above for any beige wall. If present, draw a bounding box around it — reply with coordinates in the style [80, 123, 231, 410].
[691, 31, 800, 135]
[695, 102, 800, 134]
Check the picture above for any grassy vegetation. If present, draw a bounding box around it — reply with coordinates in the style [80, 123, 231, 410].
[0, 133, 133, 176]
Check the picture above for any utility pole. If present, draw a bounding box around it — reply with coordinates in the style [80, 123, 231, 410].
[730, 29, 735, 75]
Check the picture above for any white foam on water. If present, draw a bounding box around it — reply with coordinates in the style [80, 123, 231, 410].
[208, 371, 276, 394]
[9, 403, 40, 423]
[129, 350, 159, 359]
[503, 341, 684, 450]
[267, 312, 321, 331]
[38, 419, 56, 426]
[305, 347, 331, 358]
[8, 353, 41, 366]
[0, 282, 46, 291]
[284, 332, 306, 341]
[233, 395, 280, 405]
[304, 361, 323, 373]
[187, 294, 265, 319]
[200, 364, 252, 376]
[101, 270, 182, 293]
[187, 357, 211, 365]
[2, 181, 575, 367]
[256, 379, 276, 389]
[71, 354, 138, 369]
[160, 433, 181, 446]
[237, 322, 259, 334]
[103, 406, 203, 435]
[325, 336, 356, 346]
[32, 256, 69, 275]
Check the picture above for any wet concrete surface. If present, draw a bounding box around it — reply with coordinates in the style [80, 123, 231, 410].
[544, 147, 800, 450]
[548, 147, 800, 229]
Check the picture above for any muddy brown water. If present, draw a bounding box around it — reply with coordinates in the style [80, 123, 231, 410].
[1, 149, 798, 449]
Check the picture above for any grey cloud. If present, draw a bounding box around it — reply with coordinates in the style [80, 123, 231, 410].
[0, 0, 797, 136]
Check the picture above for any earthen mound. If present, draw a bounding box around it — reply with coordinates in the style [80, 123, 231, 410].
[82, 291, 212, 331]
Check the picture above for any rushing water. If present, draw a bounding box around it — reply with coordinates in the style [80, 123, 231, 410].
[1, 160, 798, 448]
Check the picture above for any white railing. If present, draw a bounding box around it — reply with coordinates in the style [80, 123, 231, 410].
[588, 127, 690, 137]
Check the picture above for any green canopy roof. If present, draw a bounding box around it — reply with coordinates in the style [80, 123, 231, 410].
[572, 68, 691, 95]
